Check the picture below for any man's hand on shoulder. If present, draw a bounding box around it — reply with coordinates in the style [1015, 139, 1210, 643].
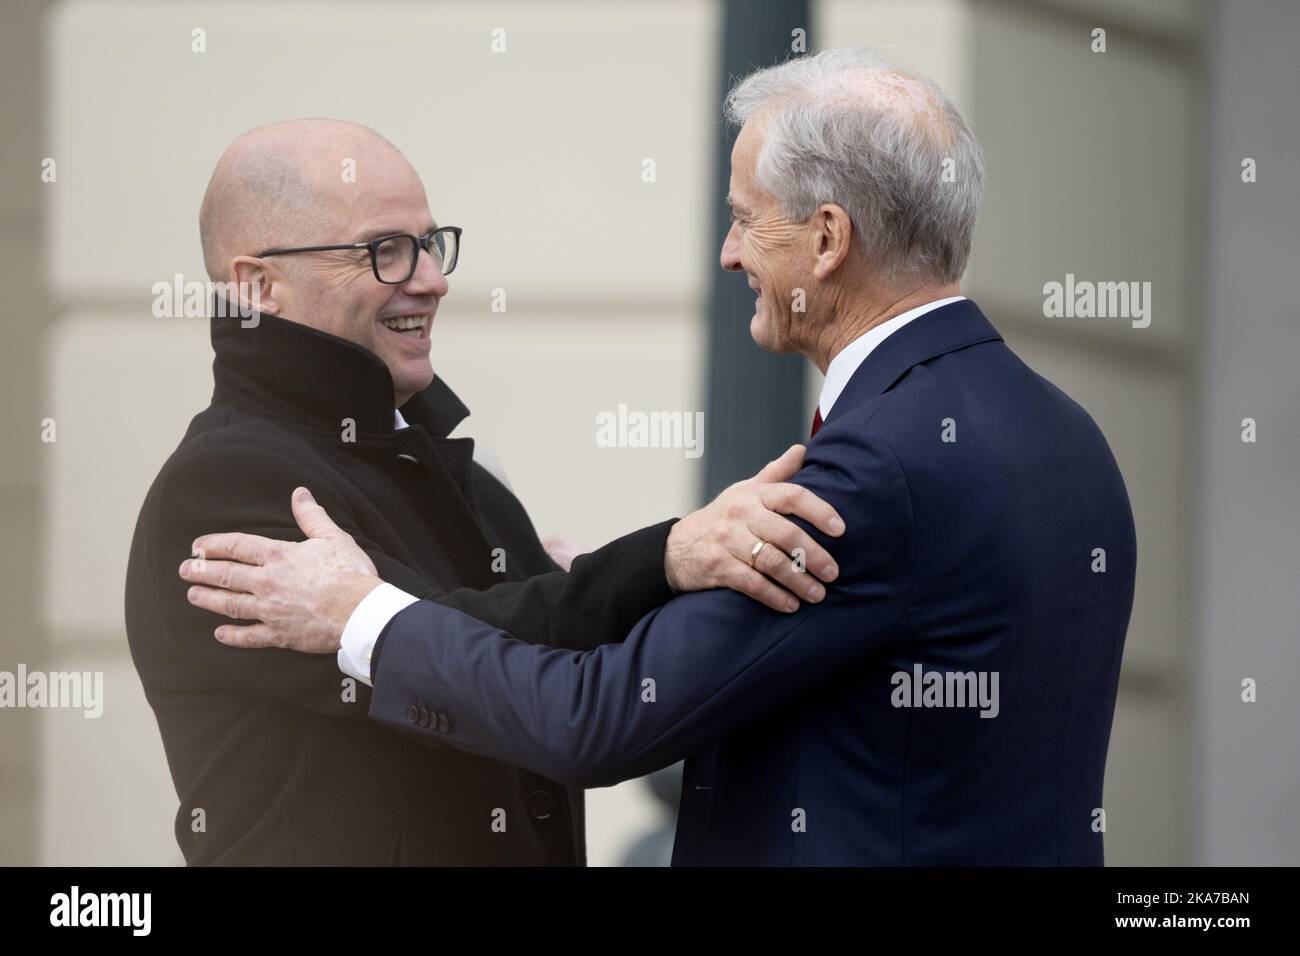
[664, 444, 844, 613]
[179, 487, 379, 652]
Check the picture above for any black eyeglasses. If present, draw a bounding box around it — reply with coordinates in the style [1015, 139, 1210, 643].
[256, 226, 462, 283]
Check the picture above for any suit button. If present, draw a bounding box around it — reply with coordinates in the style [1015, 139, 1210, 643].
[418, 706, 432, 727]
[527, 789, 556, 821]
[406, 705, 419, 725]
[396, 452, 421, 470]
[437, 714, 451, 733]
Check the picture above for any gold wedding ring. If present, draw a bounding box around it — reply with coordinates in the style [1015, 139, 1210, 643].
[749, 540, 767, 566]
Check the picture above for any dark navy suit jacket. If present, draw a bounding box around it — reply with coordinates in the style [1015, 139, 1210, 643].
[368, 299, 1136, 865]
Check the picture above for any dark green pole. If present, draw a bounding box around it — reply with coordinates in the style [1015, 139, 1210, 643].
[703, 0, 812, 500]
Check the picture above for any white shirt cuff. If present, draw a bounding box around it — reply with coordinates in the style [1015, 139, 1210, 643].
[337, 583, 419, 686]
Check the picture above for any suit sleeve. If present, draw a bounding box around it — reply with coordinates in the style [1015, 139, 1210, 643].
[426, 518, 678, 654]
[147, 441, 677, 719]
[367, 426, 917, 788]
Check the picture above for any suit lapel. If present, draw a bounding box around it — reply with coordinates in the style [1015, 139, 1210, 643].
[825, 299, 1003, 426]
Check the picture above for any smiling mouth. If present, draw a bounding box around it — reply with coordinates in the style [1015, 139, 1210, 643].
[379, 314, 431, 339]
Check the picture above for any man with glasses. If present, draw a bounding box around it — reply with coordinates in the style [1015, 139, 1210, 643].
[124, 118, 842, 865]
[257, 224, 462, 290]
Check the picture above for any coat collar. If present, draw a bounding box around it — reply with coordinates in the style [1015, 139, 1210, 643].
[208, 305, 469, 438]
[825, 298, 1003, 426]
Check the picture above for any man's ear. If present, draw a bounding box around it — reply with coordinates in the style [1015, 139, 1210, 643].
[229, 256, 281, 316]
[810, 203, 854, 280]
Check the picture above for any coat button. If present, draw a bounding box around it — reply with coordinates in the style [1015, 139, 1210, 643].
[527, 789, 556, 821]
[396, 452, 421, 470]
[437, 714, 451, 733]
[418, 706, 432, 727]
[406, 704, 420, 724]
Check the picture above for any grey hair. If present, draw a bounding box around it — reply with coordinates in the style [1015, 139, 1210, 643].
[723, 47, 984, 285]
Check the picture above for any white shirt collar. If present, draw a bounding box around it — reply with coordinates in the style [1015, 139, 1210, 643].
[394, 408, 409, 431]
[818, 296, 966, 418]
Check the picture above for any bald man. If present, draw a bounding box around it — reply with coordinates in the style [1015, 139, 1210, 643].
[124, 119, 844, 865]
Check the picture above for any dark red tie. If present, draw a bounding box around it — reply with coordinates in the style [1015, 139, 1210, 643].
[810, 408, 823, 438]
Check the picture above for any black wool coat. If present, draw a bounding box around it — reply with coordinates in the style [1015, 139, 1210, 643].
[125, 310, 676, 865]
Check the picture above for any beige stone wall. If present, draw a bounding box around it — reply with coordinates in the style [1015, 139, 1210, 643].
[1, 0, 1217, 866]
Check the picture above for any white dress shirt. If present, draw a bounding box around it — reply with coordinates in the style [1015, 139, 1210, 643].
[338, 582, 418, 685]
[339, 298, 966, 686]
